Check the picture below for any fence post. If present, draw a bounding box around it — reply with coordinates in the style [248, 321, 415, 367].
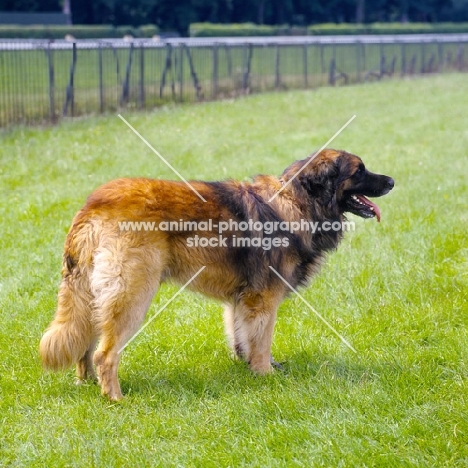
[457, 44, 464, 71]
[379, 41, 384, 76]
[362, 42, 366, 72]
[437, 40, 443, 71]
[320, 43, 325, 74]
[303, 43, 308, 87]
[330, 43, 338, 85]
[224, 44, 232, 78]
[171, 49, 177, 99]
[178, 44, 184, 101]
[62, 42, 77, 117]
[420, 42, 426, 73]
[160, 43, 171, 98]
[329, 58, 336, 86]
[70, 42, 76, 116]
[356, 41, 361, 83]
[401, 42, 406, 76]
[242, 43, 253, 93]
[275, 44, 280, 88]
[184, 44, 203, 99]
[139, 44, 145, 109]
[120, 42, 134, 106]
[212, 43, 218, 98]
[98, 43, 104, 113]
[46, 42, 55, 123]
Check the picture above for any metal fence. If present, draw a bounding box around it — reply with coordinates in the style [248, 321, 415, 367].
[1, 34, 467, 127]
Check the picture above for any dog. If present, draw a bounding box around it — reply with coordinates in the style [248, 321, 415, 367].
[40, 149, 394, 400]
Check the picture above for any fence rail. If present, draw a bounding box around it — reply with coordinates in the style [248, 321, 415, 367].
[1, 34, 467, 127]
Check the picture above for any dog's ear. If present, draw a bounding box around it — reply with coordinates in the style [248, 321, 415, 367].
[329, 154, 360, 211]
[333, 154, 356, 187]
[282, 151, 355, 208]
[297, 157, 341, 206]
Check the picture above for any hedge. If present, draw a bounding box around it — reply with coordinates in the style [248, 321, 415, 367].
[190, 23, 263, 37]
[189, 22, 468, 37]
[309, 22, 468, 35]
[189, 23, 302, 37]
[0, 24, 159, 39]
[2, 21, 468, 39]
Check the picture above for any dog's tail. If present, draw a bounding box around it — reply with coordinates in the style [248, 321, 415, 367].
[40, 273, 94, 370]
[39, 224, 96, 372]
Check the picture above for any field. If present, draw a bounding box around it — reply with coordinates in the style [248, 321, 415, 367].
[0, 74, 467, 466]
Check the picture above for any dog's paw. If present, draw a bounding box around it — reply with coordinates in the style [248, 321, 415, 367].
[75, 375, 98, 386]
[270, 356, 286, 371]
[74, 377, 85, 386]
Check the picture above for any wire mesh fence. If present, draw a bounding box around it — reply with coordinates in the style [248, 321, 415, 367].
[1, 35, 467, 127]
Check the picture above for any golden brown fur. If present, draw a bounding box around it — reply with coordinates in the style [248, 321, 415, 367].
[40, 149, 394, 400]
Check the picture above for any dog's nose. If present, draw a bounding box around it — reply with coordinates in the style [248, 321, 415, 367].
[386, 177, 395, 189]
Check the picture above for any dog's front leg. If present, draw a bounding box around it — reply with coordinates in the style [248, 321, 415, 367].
[233, 292, 283, 375]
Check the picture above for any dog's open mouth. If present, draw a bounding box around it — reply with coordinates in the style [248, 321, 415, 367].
[345, 194, 381, 222]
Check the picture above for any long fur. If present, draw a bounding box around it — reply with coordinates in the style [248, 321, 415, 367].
[39, 149, 394, 400]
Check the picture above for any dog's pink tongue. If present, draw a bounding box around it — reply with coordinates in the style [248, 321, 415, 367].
[357, 195, 381, 222]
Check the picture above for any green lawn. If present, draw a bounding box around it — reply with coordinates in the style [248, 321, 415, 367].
[0, 74, 467, 467]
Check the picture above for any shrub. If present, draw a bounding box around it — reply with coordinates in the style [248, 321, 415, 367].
[189, 21, 468, 38]
[0, 24, 159, 39]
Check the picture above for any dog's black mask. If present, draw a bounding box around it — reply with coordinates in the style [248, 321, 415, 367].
[337, 158, 394, 222]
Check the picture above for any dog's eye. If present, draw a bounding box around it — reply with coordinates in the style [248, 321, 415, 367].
[356, 165, 365, 176]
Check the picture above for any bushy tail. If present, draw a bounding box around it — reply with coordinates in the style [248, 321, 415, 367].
[40, 276, 93, 370]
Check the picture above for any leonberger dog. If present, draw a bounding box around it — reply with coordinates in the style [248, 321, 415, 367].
[40, 149, 394, 400]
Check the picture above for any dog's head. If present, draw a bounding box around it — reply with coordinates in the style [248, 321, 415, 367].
[282, 149, 394, 222]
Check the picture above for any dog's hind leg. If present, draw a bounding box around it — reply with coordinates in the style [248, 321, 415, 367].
[93, 289, 157, 400]
[75, 337, 98, 383]
[91, 242, 162, 400]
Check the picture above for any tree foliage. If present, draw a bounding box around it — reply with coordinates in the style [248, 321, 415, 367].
[1, 0, 468, 34]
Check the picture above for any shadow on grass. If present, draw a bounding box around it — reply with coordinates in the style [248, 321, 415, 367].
[115, 350, 403, 401]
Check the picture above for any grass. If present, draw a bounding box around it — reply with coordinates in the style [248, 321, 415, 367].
[1, 73, 467, 466]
